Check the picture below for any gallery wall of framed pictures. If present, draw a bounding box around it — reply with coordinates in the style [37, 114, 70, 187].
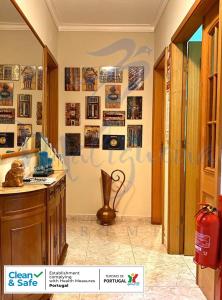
[0, 64, 43, 150]
[59, 31, 153, 217]
[0, 30, 43, 152]
[63, 66, 144, 156]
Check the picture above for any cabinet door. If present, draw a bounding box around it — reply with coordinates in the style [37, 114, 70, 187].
[1, 206, 46, 300]
[48, 188, 56, 265]
[59, 177, 66, 255]
[47, 184, 60, 265]
[55, 184, 61, 263]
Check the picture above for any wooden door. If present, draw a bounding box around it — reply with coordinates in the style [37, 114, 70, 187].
[152, 52, 165, 225]
[184, 42, 201, 255]
[198, 2, 220, 300]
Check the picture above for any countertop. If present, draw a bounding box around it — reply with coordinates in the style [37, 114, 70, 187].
[0, 171, 66, 195]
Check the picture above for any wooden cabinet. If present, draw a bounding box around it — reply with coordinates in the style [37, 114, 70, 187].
[0, 174, 67, 300]
[59, 177, 66, 257]
[47, 176, 67, 265]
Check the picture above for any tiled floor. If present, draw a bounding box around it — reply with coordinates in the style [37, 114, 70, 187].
[53, 218, 206, 300]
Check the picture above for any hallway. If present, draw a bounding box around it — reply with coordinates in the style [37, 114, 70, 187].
[53, 218, 206, 300]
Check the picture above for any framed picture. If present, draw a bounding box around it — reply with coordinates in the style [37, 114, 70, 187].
[20, 65, 36, 90]
[35, 132, 42, 149]
[17, 124, 32, 146]
[0, 82, 13, 106]
[65, 103, 80, 126]
[0, 65, 20, 81]
[103, 135, 125, 150]
[127, 125, 142, 148]
[0, 132, 14, 148]
[65, 67, 80, 91]
[127, 96, 142, 119]
[86, 96, 100, 119]
[37, 66, 43, 90]
[0, 108, 15, 124]
[128, 66, 144, 90]
[84, 126, 100, 148]
[0, 82, 14, 106]
[65, 133, 81, 156]
[103, 111, 125, 126]
[82, 67, 98, 91]
[17, 94, 32, 118]
[105, 85, 121, 108]
[37, 102, 42, 125]
[100, 66, 123, 83]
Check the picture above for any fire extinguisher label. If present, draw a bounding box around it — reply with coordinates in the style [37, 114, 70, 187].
[195, 245, 202, 252]
[195, 232, 210, 249]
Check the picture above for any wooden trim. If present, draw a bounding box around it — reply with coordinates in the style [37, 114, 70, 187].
[58, 243, 68, 265]
[179, 43, 188, 254]
[0, 149, 38, 160]
[172, 0, 218, 43]
[43, 47, 48, 138]
[215, 1, 222, 298]
[45, 46, 58, 68]
[168, 43, 184, 254]
[10, 0, 45, 48]
[154, 48, 166, 70]
[43, 47, 59, 149]
[151, 51, 166, 225]
[184, 41, 202, 255]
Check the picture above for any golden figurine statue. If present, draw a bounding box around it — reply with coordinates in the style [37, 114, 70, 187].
[2, 160, 25, 187]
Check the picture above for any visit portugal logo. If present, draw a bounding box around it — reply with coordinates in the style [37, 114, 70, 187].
[128, 273, 139, 286]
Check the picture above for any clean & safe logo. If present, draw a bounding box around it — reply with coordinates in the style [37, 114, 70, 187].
[7, 270, 44, 287]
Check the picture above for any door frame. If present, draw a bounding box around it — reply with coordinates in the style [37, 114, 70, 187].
[151, 49, 166, 227]
[167, 0, 220, 254]
[43, 47, 59, 149]
[169, 0, 221, 299]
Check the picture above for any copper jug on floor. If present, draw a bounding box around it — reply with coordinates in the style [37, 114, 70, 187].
[97, 169, 125, 226]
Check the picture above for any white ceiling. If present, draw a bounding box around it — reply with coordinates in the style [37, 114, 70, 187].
[45, 0, 168, 32]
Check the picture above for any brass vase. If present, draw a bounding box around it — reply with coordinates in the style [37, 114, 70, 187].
[96, 169, 125, 226]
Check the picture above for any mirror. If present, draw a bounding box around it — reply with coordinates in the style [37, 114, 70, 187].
[0, 0, 43, 156]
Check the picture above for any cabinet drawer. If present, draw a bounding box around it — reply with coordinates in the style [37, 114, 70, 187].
[0, 190, 46, 216]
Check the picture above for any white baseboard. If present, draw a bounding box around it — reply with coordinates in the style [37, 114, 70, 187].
[67, 214, 152, 223]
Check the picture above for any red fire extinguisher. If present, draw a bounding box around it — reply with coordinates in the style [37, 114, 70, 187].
[194, 204, 220, 269]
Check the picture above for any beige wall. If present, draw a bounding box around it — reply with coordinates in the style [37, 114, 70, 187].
[14, 0, 58, 59]
[155, 0, 195, 60]
[58, 32, 154, 217]
[0, 30, 43, 153]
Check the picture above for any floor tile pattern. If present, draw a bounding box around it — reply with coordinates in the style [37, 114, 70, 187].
[53, 218, 206, 299]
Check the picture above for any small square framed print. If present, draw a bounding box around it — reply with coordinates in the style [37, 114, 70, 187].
[86, 96, 100, 119]
[65, 133, 81, 156]
[84, 126, 100, 148]
[127, 125, 142, 148]
[103, 111, 125, 126]
[127, 96, 142, 120]
[17, 94, 32, 118]
[103, 135, 125, 150]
